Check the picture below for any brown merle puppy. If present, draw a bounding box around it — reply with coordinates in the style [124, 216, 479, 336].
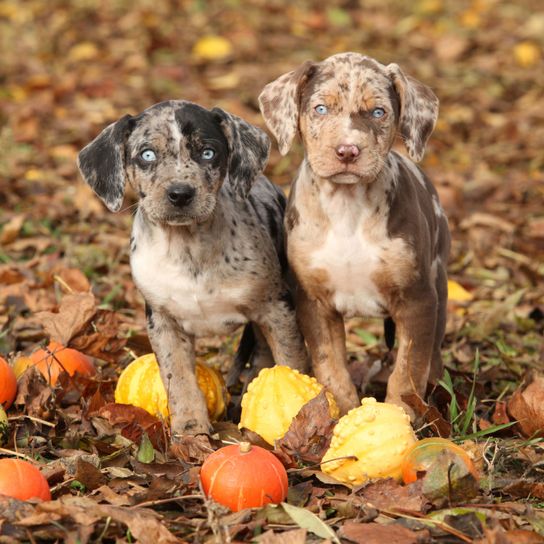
[259, 53, 450, 419]
[78, 100, 308, 438]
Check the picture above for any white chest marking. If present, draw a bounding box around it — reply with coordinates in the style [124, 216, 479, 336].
[131, 234, 247, 336]
[308, 185, 390, 318]
[311, 226, 387, 318]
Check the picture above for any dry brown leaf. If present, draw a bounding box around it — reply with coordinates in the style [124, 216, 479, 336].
[475, 526, 544, 544]
[55, 268, 92, 293]
[97, 403, 167, 450]
[358, 478, 429, 514]
[74, 458, 106, 491]
[275, 390, 337, 464]
[14, 365, 55, 419]
[502, 479, 544, 500]
[169, 434, 214, 464]
[35, 292, 97, 346]
[402, 392, 452, 437]
[70, 309, 127, 363]
[32, 496, 180, 544]
[259, 528, 307, 544]
[339, 521, 431, 544]
[507, 372, 544, 438]
[0, 214, 25, 245]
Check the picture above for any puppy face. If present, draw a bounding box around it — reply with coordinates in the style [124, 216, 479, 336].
[78, 100, 270, 225]
[126, 103, 229, 225]
[299, 56, 400, 184]
[259, 53, 439, 185]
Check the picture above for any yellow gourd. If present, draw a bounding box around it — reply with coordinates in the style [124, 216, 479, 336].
[321, 397, 416, 486]
[114, 353, 229, 421]
[239, 366, 340, 445]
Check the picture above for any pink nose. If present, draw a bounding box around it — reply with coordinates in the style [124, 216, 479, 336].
[335, 144, 360, 163]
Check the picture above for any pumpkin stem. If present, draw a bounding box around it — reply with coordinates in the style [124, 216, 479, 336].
[239, 441, 252, 453]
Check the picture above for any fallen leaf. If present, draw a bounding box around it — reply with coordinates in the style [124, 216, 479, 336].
[0, 214, 25, 245]
[475, 526, 544, 544]
[358, 478, 429, 514]
[513, 42, 541, 67]
[507, 372, 544, 438]
[448, 280, 473, 302]
[68, 42, 99, 62]
[402, 393, 452, 437]
[259, 528, 307, 544]
[34, 496, 179, 544]
[35, 292, 97, 346]
[97, 403, 167, 450]
[169, 434, 214, 464]
[74, 458, 106, 491]
[503, 479, 544, 501]
[339, 521, 431, 544]
[281, 502, 340, 543]
[275, 390, 336, 464]
[192, 35, 233, 62]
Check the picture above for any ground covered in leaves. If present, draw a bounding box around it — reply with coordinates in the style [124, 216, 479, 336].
[1, 0, 543, 542]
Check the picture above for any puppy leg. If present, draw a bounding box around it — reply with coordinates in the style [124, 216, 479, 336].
[227, 324, 274, 387]
[252, 297, 309, 374]
[430, 264, 448, 384]
[296, 290, 359, 414]
[386, 295, 437, 419]
[146, 305, 211, 438]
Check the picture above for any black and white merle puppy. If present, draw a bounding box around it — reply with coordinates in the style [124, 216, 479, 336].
[78, 100, 308, 438]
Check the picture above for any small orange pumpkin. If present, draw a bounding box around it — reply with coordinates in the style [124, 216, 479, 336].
[0, 458, 51, 500]
[0, 356, 17, 409]
[15, 341, 95, 385]
[401, 437, 478, 484]
[200, 442, 288, 511]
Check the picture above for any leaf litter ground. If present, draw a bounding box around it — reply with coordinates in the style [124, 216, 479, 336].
[1, 0, 543, 542]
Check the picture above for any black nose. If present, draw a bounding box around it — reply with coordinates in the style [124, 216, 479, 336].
[167, 183, 195, 208]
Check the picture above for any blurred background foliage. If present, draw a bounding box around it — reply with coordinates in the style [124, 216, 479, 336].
[0, 0, 542, 369]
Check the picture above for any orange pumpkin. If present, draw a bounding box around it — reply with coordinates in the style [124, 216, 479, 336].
[15, 341, 95, 385]
[401, 437, 477, 484]
[0, 356, 17, 409]
[0, 458, 51, 500]
[200, 442, 288, 511]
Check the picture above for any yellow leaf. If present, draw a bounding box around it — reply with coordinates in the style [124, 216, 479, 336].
[448, 280, 473, 302]
[206, 71, 240, 90]
[192, 35, 233, 62]
[68, 42, 99, 62]
[24, 168, 44, 181]
[514, 42, 540, 68]
[460, 10, 480, 28]
[50, 145, 77, 161]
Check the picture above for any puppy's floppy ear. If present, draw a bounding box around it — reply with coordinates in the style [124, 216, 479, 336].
[387, 63, 439, 162]
[212, 108, 270, 198]
[77, 114, 134, 212]
[258, 61, 317, 156]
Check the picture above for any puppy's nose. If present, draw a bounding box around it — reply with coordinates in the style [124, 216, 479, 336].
[167, 183, 195, 207]
[335, 144, 360, 163]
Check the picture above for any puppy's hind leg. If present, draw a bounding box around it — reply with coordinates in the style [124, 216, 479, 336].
[429, 263, 448, 384]
[146, 305, 211, 439]
[226, 324, 274, 388]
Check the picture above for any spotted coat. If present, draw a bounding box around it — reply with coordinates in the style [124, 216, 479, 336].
[78, 100, 308, 437]
[259, 53, 450, 419]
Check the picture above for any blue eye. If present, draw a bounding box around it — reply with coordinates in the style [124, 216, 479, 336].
[201, 148, 215, 160]
[140, 149, 156, 162]
[371, 108, 386, 119]
[315, 104, 328, 115]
